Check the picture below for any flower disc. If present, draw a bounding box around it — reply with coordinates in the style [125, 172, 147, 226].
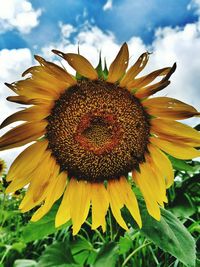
[46, 80, 150, 181]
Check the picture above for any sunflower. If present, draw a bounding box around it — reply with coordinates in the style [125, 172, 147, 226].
[1, 43, 200, 235]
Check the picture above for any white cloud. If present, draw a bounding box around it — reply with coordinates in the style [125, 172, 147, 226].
[150, 21, 200, 112]
[59, 22, 76, 39]
[0, 0, 42, 34]
[187, 0, 200, 15]
[0, 48, 33, 166]
[41, 24, 119, 69]
[103, 0, 113, 11]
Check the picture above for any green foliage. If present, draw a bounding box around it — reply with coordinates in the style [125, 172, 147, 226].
[38, 242, 79, 267]
[22, 203, 71, 243]
[93, 242, 118, 267]
[140, 204, 196, 266]
[0, 158, 199, 267]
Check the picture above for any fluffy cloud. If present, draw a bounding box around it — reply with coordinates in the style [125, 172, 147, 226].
[187, 0, 200, 15]
[103, 0, 113, 11]
[59, 22, 76, 39]
[0, 0, 42, 34]
[42, 19, 200, 114]
[150, 21, 200, 112]
[0, 48, 33, 165]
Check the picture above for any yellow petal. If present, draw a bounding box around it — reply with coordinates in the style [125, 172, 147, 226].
[7, 95, 51, 105]
[91, 183, 109, 231]
[0, 121, 47, 151]
[133, 164, 161, 220]
[143, 97, 199, 120]
[119, 177, 142, 228]
[150, 137, 200, 160]
[126, 67, 170, 90]
[6, 95, 35, 105]
[55, 182, 71, 227]
[19, 152, 57, 212]
[107, 43, 129, 83]
[141, 160, 165, 205]
[135, 80, 170, 99]
[6, 139, 48, 182]
[31, 171, 67, 221]
[120, 52, 149, 87]
[69, 179, 91, 235]
[34, 55, 76, 85]
[52, 50, 98, 80]
[10, 79, 59, 99]
[148, 144, 174, 188]
[151, 118, 200, 147]
[0, 105, 52, 129]
[107, 180, 128, 230]
[145, 155, 167, 204]
[6, 175, 32, 194]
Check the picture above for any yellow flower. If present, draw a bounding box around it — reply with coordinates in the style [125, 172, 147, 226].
[1, 43, 200, 235]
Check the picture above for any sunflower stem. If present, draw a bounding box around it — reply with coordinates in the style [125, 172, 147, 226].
[85, 221, 105, 243]
[122, 241, 151, 267]
[108, 209, 113, 241]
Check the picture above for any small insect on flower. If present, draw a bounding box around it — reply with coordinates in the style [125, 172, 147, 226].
[1, 43, 200, 235]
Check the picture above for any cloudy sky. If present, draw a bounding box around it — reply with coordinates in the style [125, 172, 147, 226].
[0, 0, 200, 165]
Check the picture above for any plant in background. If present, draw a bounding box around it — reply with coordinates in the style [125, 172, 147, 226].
[0, 159, 6, 178]
[0, 43, 199, 266]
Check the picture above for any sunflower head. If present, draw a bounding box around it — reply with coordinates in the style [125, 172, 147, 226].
[1, 43, 200, 235]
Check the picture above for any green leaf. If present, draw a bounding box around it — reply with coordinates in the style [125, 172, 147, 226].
[119, 236, 132, 254]
[11, 242, 26, 253]
[70, 239, 92, 254]
[95, 52, 103, 78]
[102, 59, 109, 79]
[13, 259, 37, 267]
[70, 239, 93, 265]
[168, 156, 194, 172]
[170, 193, 196, 218]
[38, 242, 80, 267]
[93, 242, 119, 267]
[73, 250, 90, 265]
[22, 202, 71, 243]
[137, 203, 196, 267]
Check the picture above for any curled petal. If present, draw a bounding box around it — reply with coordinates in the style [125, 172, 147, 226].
[120, 52, 149, 87]
[0, 121, 47, 150]
[107, 43, 129, 83]
[52, 50, 98, 80]
[143, 97, 199, 119]
[33, 55, 76, 85]
[135, 80, 170, 98]
[127, 67, 171, 90]
[0, 105, 52, 129]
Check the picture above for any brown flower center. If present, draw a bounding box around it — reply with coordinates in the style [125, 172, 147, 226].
[74, 112, 123, 155]
[46, 80, 150, 182]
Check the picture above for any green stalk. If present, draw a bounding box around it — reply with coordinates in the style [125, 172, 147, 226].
[122, 241, 151, 266]
[85, 221, 105, 243]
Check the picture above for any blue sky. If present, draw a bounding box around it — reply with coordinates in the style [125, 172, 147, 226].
[0, 0, 200, 164]
[0, 0, 198, 51]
